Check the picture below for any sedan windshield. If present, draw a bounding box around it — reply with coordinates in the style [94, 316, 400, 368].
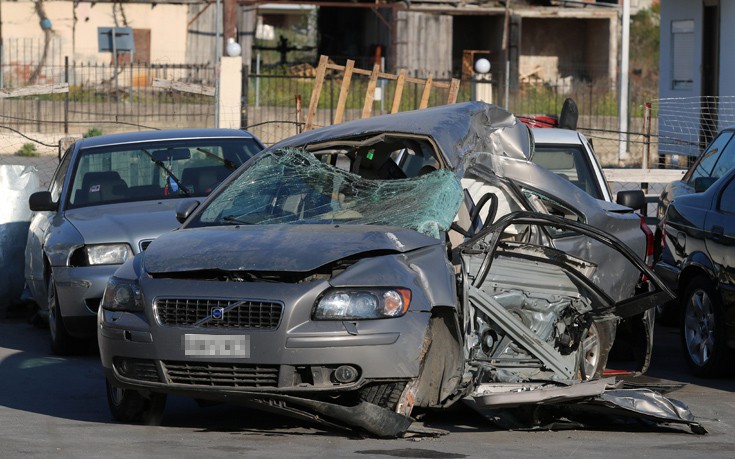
[67, 137, 262, 209]
[193, 149, 463, 239]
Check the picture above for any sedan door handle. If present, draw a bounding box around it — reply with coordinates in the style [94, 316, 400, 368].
[711, 225, 724, 242]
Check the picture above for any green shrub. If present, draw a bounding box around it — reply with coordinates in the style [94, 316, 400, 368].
[83, 127, 103, 138]
[15, 143, 40, 157]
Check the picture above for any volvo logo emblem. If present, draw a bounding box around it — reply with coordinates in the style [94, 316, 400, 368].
[211, 307, 225, 320]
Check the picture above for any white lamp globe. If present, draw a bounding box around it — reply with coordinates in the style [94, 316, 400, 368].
[474, 58, 491, 74]
[226, 38, 242, 57]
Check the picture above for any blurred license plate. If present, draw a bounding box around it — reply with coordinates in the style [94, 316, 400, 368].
[183, 334, 250, 357]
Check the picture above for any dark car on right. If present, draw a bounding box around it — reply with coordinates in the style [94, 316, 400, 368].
[655, 165, 735, 377]
[656, 126, 735, 255]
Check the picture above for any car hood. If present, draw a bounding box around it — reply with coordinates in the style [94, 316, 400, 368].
[143, 224, 441, 274]
[65, 200, 182, 247]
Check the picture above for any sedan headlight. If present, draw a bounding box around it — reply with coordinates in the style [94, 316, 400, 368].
[85, 244, 132, 265]
[101, 276, 144, 312]
[314, 288, 411, 320]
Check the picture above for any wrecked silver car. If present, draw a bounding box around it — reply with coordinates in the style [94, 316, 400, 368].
[97, 103, 691, 436]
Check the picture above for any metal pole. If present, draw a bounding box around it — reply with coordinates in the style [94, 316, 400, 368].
[64, 56, 69, 134]
[241, 64, 249, 129]
[255, 52, 260, 108]
[214, 0, 222, 128]
[618, 0, 630, 163]
[643, 102, 651, 169]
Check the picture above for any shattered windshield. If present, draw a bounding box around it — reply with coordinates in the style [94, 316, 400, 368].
[194, 149, 464, 239]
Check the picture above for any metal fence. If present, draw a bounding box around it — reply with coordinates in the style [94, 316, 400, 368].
[1, 58, 677, 215]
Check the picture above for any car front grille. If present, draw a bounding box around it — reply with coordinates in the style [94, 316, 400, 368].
[155, 298, 283, 329]
[162, 361, 280, 388]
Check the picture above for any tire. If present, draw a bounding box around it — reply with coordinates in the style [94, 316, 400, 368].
[359, 381, 407, 411]
[106, 378, 167, 426]
[681, 276, 728, 377]
[579, 319, 616, 380]
[47, 274, 83, 356]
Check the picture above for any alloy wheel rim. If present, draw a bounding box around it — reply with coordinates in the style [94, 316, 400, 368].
[581, 323, 601, 379]
[684, 289, 715, 367]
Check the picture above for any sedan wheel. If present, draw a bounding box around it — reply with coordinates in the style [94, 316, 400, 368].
[681, 276, 727, 377]
[106, 378, 167, 425]
[580, 320, 615, 380]
[47, 274, 81, 355]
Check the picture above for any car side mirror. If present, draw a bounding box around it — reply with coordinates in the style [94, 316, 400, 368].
[694, 176, 717, 193]
[29, 191, 58, 212]
[175, 199, 200, 224]
[616, 189, 646, 213]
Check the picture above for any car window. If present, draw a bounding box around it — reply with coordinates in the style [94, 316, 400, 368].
[66, 138, 261, 209]
[690, 131, 735, 182]
[532, 144, 604, 200]
[719, 176, 735, 214]
[50, 146, 74, 203]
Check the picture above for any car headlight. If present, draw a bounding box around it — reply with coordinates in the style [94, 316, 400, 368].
[314, 288, 411, 320]
[85, 244, 132, 265]
[101, 276, 144, 312]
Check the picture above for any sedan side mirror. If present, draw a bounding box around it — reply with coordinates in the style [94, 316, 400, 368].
[29, 191, 58, 212]
[175, 199, 200, 224]
[694, 176, 718, 193]
[616, 189, 646, 213]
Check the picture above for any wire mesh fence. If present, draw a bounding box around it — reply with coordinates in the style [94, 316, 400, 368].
[2, 57, 693, 221]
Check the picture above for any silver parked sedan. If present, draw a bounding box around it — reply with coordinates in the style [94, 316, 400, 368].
[25, 129, 263, 354]
[98, 103, 675, 436]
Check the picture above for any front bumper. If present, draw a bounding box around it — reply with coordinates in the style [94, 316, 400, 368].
[98, 277, 432, 398]
[54, 264, 120, 338]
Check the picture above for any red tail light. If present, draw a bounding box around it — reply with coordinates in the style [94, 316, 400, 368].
[640, 215, 654, 267]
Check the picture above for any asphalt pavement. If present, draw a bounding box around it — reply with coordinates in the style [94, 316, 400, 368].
[0, 317, 733, 458]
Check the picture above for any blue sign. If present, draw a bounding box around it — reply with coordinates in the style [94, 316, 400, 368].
[97, 27, 135, 53]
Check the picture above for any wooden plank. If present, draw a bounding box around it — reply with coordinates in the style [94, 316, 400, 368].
[603, 168, 686, 183]
[0, 83, 69, 98]
[305, 55, 330, 131]
[333, 59, 354, 125]
[447, 78, 460, 104]
[361, 63, 380, 119]
[391, 70, 407, 114]
[418, 75, 433, 109]
[152, 78, 214, 96]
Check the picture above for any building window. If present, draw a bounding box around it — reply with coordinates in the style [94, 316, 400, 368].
[671, 20, 695, 90]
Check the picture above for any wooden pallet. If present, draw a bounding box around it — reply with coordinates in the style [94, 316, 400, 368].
[304, 55, 461, 131]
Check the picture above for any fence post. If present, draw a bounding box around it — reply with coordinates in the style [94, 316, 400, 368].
[641, 101, 652, 194]
[241, 64, 248, 129]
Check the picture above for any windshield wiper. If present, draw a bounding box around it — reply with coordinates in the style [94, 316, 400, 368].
[139, 149, 191, 196]
[196, 147, 238, 170]
[222, 215, 252, 225]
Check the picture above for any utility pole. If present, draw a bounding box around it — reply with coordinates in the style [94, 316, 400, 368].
[224, 0, 238, 49]
[619, 0, 630, 163]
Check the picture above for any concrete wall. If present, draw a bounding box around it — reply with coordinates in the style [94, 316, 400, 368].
[2, 1, 189, 63]
[521, 17, 613, 82]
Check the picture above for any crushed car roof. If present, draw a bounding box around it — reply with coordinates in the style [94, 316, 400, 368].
[270, 101, 532, 167]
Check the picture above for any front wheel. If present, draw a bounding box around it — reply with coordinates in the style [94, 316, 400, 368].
[106, 378, 167, 425]
[681, 276, 728, 377]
